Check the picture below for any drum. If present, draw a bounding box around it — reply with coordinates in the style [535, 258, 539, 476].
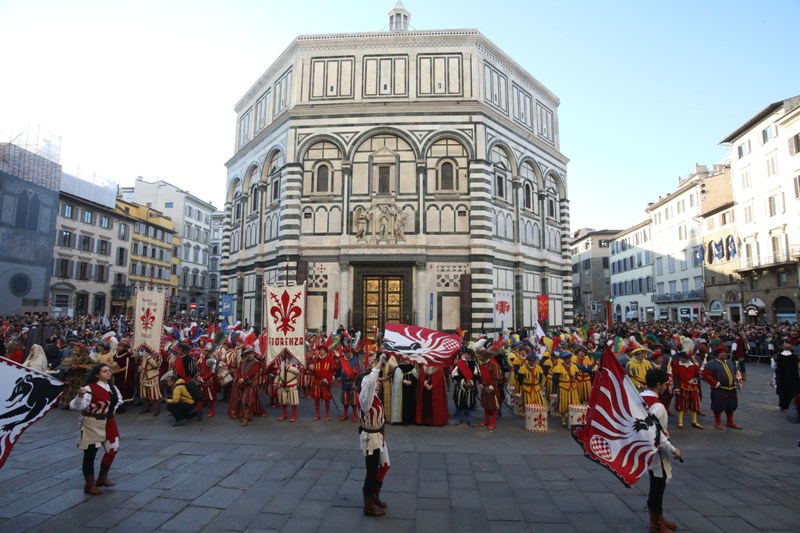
[525, 404, 548, 433]
[568, 404, 588, 428]
[217, 363, 233, 387]
[549, 394, 559, 418]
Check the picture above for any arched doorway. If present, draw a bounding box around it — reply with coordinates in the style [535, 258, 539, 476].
[773, 296, 797, 324]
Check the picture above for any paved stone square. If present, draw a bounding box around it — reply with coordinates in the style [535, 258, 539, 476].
[1, 362, 798, 532]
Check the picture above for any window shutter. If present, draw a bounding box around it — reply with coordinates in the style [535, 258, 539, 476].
[789, 136, 797, 156]
[67, 260, 74, 278]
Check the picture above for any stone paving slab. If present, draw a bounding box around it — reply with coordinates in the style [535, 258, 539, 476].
[0, 363, 798, 532]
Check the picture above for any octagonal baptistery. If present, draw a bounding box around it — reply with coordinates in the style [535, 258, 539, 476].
[222, 11, 571, 336]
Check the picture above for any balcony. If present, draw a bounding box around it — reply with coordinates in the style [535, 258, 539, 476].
[738, 249, 798, 272]
[652, 289, 704, 303]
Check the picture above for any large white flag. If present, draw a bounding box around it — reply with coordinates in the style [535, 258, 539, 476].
[134, 286, 166, 352]
[0, 357, 65, 468]
[264, 283, 306, 363]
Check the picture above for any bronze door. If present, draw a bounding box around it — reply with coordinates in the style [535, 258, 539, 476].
[362, 275, 404, 334]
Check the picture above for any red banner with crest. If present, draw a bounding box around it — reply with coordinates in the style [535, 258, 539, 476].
[537, 294, 549, 321]
[265, 283, 306, 364]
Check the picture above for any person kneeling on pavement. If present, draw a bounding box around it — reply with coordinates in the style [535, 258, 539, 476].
[165, 374, 201, 426]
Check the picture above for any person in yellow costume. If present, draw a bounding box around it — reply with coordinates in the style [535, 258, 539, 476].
[574, 345, 597, 403]
[552, 350, 579, 427]
[626, 347, 654, 392]
[506, 346, 523, 416]
[515, 352, 545, 406]
[540, 348, 555, 399]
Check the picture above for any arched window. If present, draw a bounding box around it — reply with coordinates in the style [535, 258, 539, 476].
[440, 161, 454, 190]
[495, 170, 506, 199]
[523, 183, 533, 210]
[316, 164, 330, 193]
[249, 186, 259, 213]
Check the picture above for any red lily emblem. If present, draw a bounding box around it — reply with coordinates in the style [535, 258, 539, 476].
[140, 307, 156, 332]
[270, 290, 303, 335]
[495, 300, 510, 315]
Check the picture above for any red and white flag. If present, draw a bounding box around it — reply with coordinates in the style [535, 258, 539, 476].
[0, 357, 66, 469]
[382, 324, 462, 367]
[572, 347, 659, 487]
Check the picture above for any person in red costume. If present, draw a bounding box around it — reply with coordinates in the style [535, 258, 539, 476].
[477, 348, 504, 430]
[236, 348, 262, 427]
[415, 363, 449, 426]
[196, 342, 219, 418]
[310, 346, 336, 421]
[4, 335, 24, 364]
[70, 363, 122, 495]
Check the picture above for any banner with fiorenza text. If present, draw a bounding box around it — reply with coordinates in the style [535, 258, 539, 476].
[134, 286, 166, 353]
[264, 282, 306, 364]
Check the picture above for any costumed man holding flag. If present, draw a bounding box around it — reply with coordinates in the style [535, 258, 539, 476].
[70, 363, 122, 495]
[355, 352, 390, 517]
[642, 368, 682, 532]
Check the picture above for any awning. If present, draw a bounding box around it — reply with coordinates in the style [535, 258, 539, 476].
[626, 311, 637, 319]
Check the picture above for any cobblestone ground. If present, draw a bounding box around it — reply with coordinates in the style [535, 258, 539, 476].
[0, 362, 798, 533]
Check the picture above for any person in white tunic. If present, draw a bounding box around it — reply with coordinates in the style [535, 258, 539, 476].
[641, 368, 682, 532]
[355, 352, 391, 517]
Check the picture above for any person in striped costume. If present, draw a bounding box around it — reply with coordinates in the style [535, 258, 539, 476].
[355, 352, 391, 517]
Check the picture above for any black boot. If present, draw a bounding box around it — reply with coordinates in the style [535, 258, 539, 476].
[97, 464, 115, 487]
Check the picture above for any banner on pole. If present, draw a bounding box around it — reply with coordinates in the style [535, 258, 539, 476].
[494, 291, 513, 329]
[220, 295, 234, 317]
[134, 286, 166, 352]
[265, 283, 306, 363]
[537, 294, 550, 321]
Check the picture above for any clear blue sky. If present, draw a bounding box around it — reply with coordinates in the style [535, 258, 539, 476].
[1, 0, 798, 231]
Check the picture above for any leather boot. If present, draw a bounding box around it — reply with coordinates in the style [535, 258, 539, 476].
[660, 513, 678, 530]
[96, 464, 115, 487]
[374, 481, 387, 508]
[241, 407, 251, 426]
[84, 475, 102, 495]
[139, 400, 151, 415]
[153, 402, 160, 417]
[363, 489, 385, 516]
[340, 405, 349, 421]
[648, 508, 667, 533]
